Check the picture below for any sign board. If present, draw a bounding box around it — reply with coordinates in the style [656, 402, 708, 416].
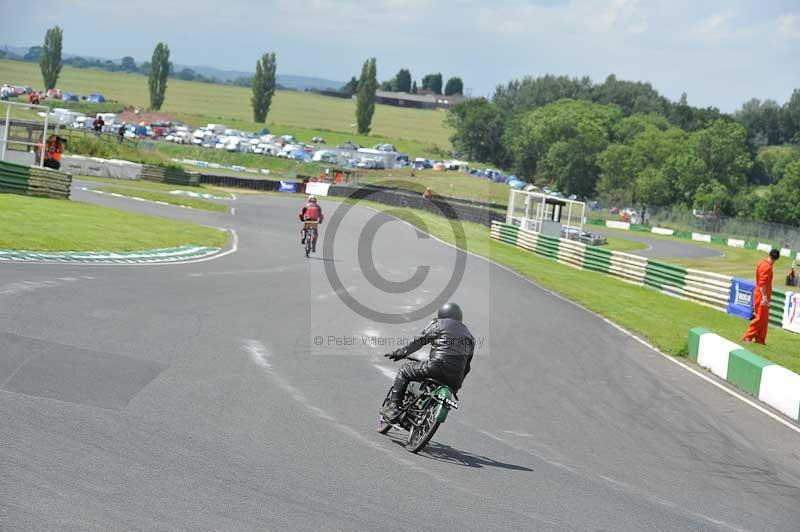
[606, 221, 630, 230]
[782, 291, 800, 334]
[692, 233, 711, 242]
[278, 181, 298, 193]
[727, 278, 754, 320]
[652, 227, 674, 236]
[305, 182, 331, 197]
[728, 238, 745, 248]
[757, 243, 772, 253]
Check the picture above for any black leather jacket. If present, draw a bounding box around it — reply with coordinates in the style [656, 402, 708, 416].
[390, 318, 475, 377]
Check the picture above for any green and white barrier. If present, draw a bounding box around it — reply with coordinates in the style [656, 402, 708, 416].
[688, 328, 800, 422]
[491, 222, 730, 310]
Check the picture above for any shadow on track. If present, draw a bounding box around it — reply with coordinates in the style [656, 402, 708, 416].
[386, 436, 532, 471]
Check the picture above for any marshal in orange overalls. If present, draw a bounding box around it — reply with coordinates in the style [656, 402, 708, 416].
[743, 258, 774, 344]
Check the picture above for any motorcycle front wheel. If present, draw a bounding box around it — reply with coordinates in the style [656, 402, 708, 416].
[376, 390, 393, 434]
[405, 404, 441, 453]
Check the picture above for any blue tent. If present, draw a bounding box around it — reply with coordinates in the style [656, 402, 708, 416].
[61, 92, 79, 102]
[508, 179, 526, 189]
[87, 93, 106, 103]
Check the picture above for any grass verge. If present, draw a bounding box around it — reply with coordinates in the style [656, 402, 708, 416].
[337, 198, 800, 374]
[0, 193, 227, 251]
[78, 176, 232, 197]
[92, 186, 230, 212]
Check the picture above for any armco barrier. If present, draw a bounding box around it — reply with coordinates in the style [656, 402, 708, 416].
[199, 173, 282, 191]
[0, 160, 71, 199]
[142, 165, 199, 186]
[326, 184, 505, 227]
[688, 327, 800, 421]
[491, 221, 733, 311]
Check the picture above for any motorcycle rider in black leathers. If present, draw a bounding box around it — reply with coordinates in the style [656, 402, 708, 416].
[381, 302, 475, 421]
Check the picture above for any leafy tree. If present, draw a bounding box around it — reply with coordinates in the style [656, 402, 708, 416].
[781, 89, 800, 144]
[444, 77, 463, 96]
[445, 98, 506, 166]
[597, 144, 637, 206]
[612, 113, 670, 144]
[342, 76, 358, 96]
[591, 74, 670, 116]
[411, 80, 418, 94]
[120, 56, 137, 72]
[664, 152, 707, 205]
[735, 98, 783, 147]
[422, 73, 443, 95]
[148, 43, 170, 110]
[251, 52, 277, 123]
[394, 69, 411, 92]
[177, 68, 197, 81]
[356, 58, 377, 134]
[379, 80, 393, 91]
[0, 49, 7, 60]
[757, 145, 800, 183]
[755, 161, 800, 224]
[693, 179, 730, 213]
[637, 167, 676, 206]
[687, 119, 752, 193]
[504, 99, 621, 196]
[24, 46, 43, 61]
[39, 27, 63, 90]
[493, 74, 593, 117]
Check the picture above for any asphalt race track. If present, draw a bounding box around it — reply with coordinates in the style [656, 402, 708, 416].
[1, 182, 798, 532]
[590, 228, 723, 258]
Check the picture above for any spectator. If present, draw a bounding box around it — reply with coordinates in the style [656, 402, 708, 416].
[0, 84, 9, 101]
[787, 267, 798, 287]
[422, 187, 433, 199]
[743, 249, 779, 345]
[118, 123, 126, 143]
[43, 134, 66, 170]
[93, 115, 105, 133]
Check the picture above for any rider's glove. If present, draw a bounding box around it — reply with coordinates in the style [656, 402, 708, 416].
[385, 352, 405, 361]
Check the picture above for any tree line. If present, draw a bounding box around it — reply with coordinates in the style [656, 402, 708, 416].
[446, 74, 800, 226]
[27, 27, 381, 135]
[343, 69, 463, 97]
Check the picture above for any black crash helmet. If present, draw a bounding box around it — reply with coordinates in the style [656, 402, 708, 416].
[437, 302, 463, 322]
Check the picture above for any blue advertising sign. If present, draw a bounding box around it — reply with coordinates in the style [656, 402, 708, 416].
[727, 277, 755, 319]
[278, 181, 298, 193]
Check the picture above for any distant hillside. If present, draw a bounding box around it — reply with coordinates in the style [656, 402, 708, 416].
[1, 45, 344, 91]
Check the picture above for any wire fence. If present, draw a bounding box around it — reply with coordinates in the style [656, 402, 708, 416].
[593, 207, 800, 249]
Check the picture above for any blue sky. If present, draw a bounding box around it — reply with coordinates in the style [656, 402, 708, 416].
[2, 0, 798, 111]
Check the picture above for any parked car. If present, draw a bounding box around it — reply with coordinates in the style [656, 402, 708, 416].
[561, 227, 607, 246]
[337, 140, 361, 150]
[372, 143, 397, 152]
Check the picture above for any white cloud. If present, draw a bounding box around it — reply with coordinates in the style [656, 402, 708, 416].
[569, 0, 648, 34]
[777, 13, 800, 39]
[690, 10, 737, 42]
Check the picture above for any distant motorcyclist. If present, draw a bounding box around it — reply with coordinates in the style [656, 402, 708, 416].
[298, 195, 323, 253]
[381, 303, 475, 421]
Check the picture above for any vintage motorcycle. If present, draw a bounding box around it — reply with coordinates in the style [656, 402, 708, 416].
[377, 354, 459, 453]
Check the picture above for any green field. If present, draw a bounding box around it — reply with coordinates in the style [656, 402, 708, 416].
[77, 176, 232, 197]
[0, 193, 227, 251]
[0, 59, 452, 156]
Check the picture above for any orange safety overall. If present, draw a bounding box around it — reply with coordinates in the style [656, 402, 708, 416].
[743, 258, 773, 344]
